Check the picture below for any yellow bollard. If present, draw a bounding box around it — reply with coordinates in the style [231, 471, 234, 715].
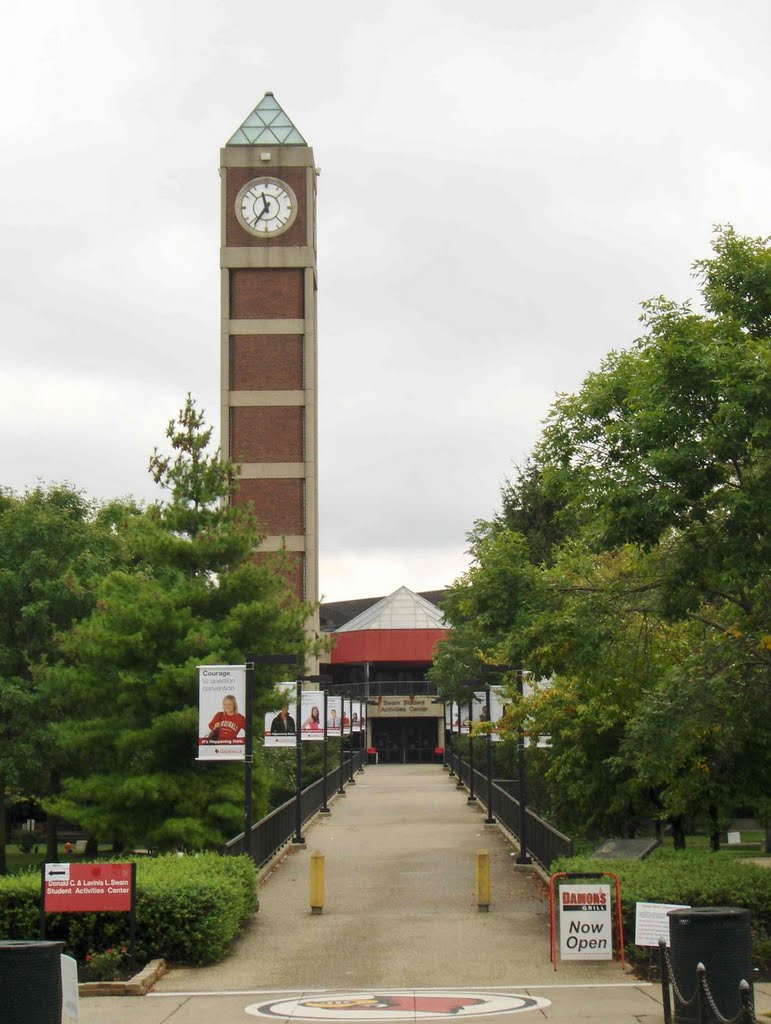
[476, 850, 490, 912]
[310, 850, 325, 915]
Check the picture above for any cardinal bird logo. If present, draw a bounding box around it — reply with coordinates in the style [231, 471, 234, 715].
[304, 996, 486, 1014]
[247, 990, 549, 1020]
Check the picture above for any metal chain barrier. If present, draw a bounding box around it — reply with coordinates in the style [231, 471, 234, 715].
[661, 942, 756, 1024]
[701, 972, 756, 1024]
[663, 944, 699, 1009]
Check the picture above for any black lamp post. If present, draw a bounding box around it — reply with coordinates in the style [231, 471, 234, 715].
[320, 689, 330, 814]
[515, 667, 532, 864]
[484, 685, 495, 825]
[293, 675, 305, 845]
[467, 699, 476, 802]
[348, 695, 356, 783]
[447, 701, 456, 776]
[246, 652, 300, 860]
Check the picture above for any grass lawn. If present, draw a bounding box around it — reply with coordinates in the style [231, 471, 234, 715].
[5, 846, 116, 875]
[573, 832, 770, 860]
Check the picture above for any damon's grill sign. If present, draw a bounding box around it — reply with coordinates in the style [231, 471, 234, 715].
[43, 863, 133, 913]
[558, 883, 612, 960]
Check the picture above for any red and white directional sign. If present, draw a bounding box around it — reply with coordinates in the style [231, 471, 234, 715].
[43, 862, 133, 913]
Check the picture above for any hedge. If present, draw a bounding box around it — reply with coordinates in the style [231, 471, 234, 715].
[552, 849, 771, 967]
[0, 853, 256, 965]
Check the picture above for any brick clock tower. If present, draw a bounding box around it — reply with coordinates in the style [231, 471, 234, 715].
[220, 93, 319, 641]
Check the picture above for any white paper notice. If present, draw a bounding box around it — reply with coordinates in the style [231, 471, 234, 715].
[634, 902, 691, 947]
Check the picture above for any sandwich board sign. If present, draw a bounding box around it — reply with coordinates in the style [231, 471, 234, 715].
[559, 883, 613, 960]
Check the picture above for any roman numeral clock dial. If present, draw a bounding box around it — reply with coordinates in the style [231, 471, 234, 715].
[235, 177, 298, 237]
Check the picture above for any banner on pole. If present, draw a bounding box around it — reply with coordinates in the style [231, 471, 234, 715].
[197, 665, 247, 761]
[300, 690, 325, 740]
[326, 695, 343, 736]
[341, 701, 352, 735]
[264, 681, 297, 747]
[351, 700, 363, 732]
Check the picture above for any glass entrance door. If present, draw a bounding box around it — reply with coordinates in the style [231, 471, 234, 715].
[372, 718, 438, 763]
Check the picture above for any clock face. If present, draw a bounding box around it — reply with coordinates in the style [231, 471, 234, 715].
[235, 177, 298, 237]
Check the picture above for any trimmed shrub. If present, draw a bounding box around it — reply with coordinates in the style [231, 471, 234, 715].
[552, 849, 771, 970]
[0, 853, 256, 965]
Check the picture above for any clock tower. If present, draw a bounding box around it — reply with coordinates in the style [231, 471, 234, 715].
[220, 94, 319, 635]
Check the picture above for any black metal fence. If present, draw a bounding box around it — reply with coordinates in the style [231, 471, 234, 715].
[223, 750, 364, 867]
[446, 750, 572, 871]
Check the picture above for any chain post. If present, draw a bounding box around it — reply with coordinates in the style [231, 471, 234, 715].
[659, 940, 672, 1024]
[695, 963, 705, 1023]
[739, 979, 755, 1024]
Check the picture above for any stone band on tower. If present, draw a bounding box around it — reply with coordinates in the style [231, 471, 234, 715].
[220, 93, 319, 625]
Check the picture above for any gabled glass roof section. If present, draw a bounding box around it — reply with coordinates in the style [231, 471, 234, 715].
[226, 92, 307, 146]
[336, 587, 447, 633]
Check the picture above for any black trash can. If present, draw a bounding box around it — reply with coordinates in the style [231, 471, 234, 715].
[0, 940, 64, 1024]
[668, 907, 753, 1023]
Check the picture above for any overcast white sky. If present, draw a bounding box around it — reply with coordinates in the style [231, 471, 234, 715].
[2, 0, 769, 602]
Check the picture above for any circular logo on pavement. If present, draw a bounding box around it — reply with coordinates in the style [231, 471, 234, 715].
[245, 991, 550, 1019]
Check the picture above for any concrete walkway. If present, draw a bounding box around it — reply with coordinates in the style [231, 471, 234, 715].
[77, 764, 771, 1023]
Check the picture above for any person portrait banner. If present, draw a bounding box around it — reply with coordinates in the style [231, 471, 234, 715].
[197, 665, 247, 761]
[326, 695, 342, 736]
[264, 681, 298, 748]
[351, 700, 362, 732]
[300, 690, 325, 740]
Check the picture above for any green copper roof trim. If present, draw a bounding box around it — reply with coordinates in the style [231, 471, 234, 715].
[226, 92, 307, 146]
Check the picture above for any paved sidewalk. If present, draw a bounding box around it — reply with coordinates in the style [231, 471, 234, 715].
[77, 764, 771, 1023]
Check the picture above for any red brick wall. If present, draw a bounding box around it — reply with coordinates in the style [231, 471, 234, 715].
[226, 166, 308, 248]
[230, 269, 304, 320]
[253, 550, 305, 601]
[230, 335, 303, 390]
[234, 478, 304, 535]
[230, 406, 303, 463]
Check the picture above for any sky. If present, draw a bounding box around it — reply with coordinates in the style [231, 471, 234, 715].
[2, 0, 769, 602]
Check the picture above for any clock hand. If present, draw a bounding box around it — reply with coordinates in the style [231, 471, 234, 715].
[252, 195, 269, 223]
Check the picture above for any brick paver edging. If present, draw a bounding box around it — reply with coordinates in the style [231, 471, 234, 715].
[78, 958, 167, 997]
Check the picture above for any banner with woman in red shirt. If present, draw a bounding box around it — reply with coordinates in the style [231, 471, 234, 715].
[197, 665, 247, 761]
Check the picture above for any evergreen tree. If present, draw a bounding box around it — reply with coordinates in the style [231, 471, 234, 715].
[45, 397, 311, 850]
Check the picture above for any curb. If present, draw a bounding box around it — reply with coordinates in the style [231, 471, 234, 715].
[78, 958, 167, 997]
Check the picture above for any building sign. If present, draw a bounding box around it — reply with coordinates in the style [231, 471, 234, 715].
[43, 863, 134, 913]
[197, 665, 247, 761]
[370, 695, 441, 718]
[558, 883, 613, 960]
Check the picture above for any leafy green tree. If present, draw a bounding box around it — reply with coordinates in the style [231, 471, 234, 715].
[45, 397, 313, 850]
[0, 486, 127, 872]
[538, 227, 769, 639]
[432, 227, 770, 842]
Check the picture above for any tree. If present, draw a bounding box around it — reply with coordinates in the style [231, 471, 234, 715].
[0, 485, 128, 872]
[45, 397, 314, 850]
[432, 227, 770, 841]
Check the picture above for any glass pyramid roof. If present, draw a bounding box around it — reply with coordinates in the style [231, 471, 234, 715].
[226, 92, 307, 146]
[336, 587, 447, 633]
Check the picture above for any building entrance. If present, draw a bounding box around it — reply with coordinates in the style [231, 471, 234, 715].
[372, 717, 439, 764]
